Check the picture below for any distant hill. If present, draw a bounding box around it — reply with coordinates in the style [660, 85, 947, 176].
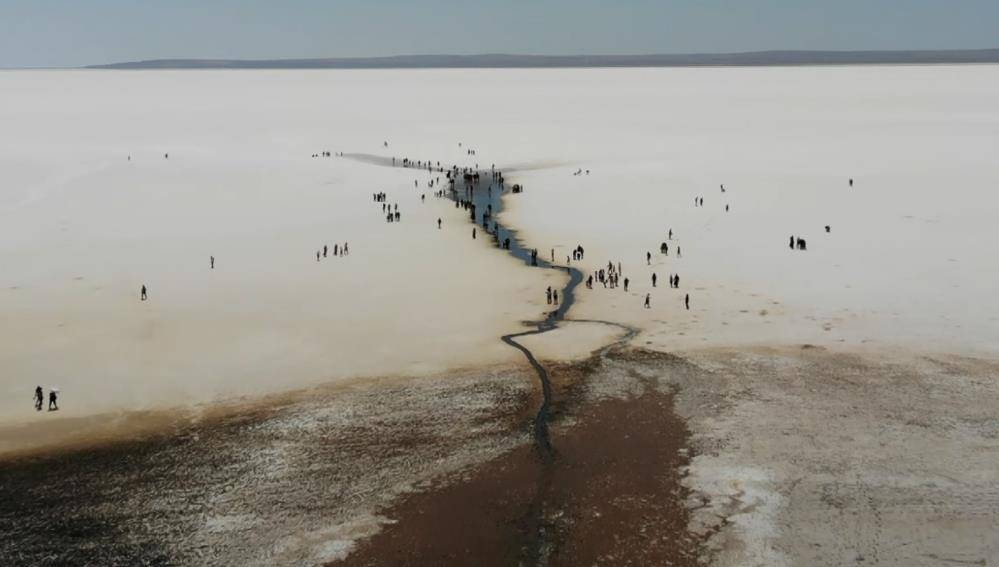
[89, 49, 999, 69]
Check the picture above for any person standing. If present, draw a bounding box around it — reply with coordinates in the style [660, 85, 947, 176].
[553, 290, 559, 306]
[210, 255, 215, 269]
[48, 389, 58, 411]
[644, 294, 651, 309]
[34, 386, 43, 411]
[685, 293, 690, 310]
[140, 285, 148, 301]
[624, 278, 629, 292]
[652, 273, 657, 287]
[438, 218, 442, 229]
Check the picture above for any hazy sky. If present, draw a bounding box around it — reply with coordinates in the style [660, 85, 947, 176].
[2, 0, 998, 67]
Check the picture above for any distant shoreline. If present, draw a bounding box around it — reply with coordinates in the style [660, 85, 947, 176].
[85, 49, 999, 70]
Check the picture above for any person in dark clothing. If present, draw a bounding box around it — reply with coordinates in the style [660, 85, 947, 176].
[646, 251, 651, 265]
[48, 390, 58, 411]
[553, 290, 559, 306]
[652, 273, 657, 287]
[624, 278, 629, 292]
[644, 294, 651, 309]
[210, 255, 215, 269]
[34, 386, 43, 411]
[685, 293, 690, 310]
[140, 285, 147, 301]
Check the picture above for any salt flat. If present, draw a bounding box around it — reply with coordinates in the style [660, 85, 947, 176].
[2, 65, 998, 443]
[2, 65, 999, 565]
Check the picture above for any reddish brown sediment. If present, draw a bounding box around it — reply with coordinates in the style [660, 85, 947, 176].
[337, 357, 700, 567]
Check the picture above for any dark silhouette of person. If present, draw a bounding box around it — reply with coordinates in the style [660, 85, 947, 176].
[624, 278, 629, 292]
[473, 228, 477, 239]
[668, 229, 673, 240]
[790, 235, 795, 250]
[652, 273, 657, 287]
[140, 285, 147, 301]
[546, 287, 552, 305]
[674, 274, 680, 288]
[725, 204, 730, 212]
[677, 247, 681, 258]
[553, 290, 559, 306]
[646, 251, 651, 265]
[685, 294, 690, 310]
[849, 178, 854, 187]
[644, 294, 651, 308]
[825, 225, 831, 233]
[210, 255, 215, 269]
[34, 386, 43, 411]
[48, 390, 58, 411]
[323, 246, 327, 258]
[437, 218, 442, 229]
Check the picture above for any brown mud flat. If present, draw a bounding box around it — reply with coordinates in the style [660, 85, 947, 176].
[0, 366, 537, 566]
[338, 356, 701, 567]
[0, 347, 703, 566]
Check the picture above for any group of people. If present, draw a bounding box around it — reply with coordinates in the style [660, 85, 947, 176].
[317, 242, 349, 262]
[374, 193, 403, 223]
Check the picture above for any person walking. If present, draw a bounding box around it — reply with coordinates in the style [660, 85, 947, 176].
[48, 389, 58, 411]
[644, 294, 651, 309]
[34, 386, 43, 411]
[140, 285, 147, 301]
[210, 255, 215, 269]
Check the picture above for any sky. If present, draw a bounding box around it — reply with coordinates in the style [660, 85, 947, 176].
[2, 0, 998, 68]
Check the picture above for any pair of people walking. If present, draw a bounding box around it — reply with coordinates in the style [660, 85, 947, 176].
[33, 386, 57, 411]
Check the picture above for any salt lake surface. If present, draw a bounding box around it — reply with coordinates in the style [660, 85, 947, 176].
[2, 66, 998, 448]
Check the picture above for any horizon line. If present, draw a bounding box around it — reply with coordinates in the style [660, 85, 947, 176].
[4, 48, 999, 70]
